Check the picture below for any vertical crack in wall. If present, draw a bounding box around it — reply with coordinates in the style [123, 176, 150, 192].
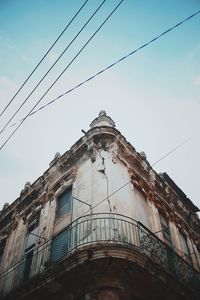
[99, 152, 112, 213]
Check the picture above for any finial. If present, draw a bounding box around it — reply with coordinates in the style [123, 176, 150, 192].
[99, 110, 107, 117]
[24, 181, 31, 189]
[54, 152, 61, 159]
[90, 111, 115, 129]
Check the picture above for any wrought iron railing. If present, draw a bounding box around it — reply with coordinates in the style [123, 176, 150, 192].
[0, 239, 51, 296]
[51, 213, 137, 262]
[138, 222, 200, 291]
[0, 213, 199, 296]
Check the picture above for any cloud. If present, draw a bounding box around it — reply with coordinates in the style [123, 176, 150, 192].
[189, 42, 200, 60]
[47, 52, 59, 63]
[194, 75, 200, 86]
[0, 76, 19, 110]
[195, 42, 200, 51]
[0, 75, 18, 91]
[6, 39, 15, 50]
[22, 55, 29, 62]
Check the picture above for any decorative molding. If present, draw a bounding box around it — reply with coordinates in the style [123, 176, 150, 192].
[11, 211, 20, 231]
[50, 168, 77, 194]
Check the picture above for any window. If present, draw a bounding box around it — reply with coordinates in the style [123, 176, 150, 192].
[23, 216, 39, 281]
[160, 214, 173, 247]
[51, 228, 71, 262]
[197, 247, 200, 268]
[23, 250, 34, 281]
[57, 188, 72, 218]
[0, 239, 6, 264]
[25, 217, 39, 252]
[179, 232, 192, 264]
[135, 189, 151, 229]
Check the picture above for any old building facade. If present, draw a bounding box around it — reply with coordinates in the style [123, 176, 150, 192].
[0, 111, 200, 300]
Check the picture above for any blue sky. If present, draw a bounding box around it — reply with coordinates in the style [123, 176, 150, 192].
[0, 0, 200, 213]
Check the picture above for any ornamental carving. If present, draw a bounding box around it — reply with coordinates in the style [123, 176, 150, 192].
[147, 190, 155, 203]
[87, 140, 98, 163]
[11, 211, 20, 231]
[109, 142, 118, 164]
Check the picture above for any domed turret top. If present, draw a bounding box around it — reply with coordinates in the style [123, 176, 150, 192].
[90, 110, 115, 129]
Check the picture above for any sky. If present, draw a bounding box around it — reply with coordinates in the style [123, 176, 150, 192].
[0, 0, 200, 215]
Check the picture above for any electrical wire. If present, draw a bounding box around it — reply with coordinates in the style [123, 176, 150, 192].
[0, 0, 89, 118]
[62, 134, 195, 221]
[0, 0, 106, 136]
[79, 136, 195, 216]
[0, 0, 124, 151]
[2, 8, 200, 133]
[151, 137, 192, 166]
[1, 6, 198, 220]
[83, 180, 131, 216]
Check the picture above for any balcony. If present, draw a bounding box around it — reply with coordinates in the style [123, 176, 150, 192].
[0, 213, 200, 297]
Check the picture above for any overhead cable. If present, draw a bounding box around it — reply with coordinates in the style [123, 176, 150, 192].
[0, 0, 106, 136]
[83, 180, 131, 215]
[0, 0, 89, 118]
[151, 137, 192, 166]
[36, 134, 196, 230]
[0, 0, 124, 150]
[3, 8, 200, 133]
[82, 136, 194, 215]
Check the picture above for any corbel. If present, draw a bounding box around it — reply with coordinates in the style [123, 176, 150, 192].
[11, 210, 20, 231]
[147, 189, 155, 203]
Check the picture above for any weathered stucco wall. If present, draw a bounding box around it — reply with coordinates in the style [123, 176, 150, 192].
[0, 112, 200, 292]
[1, 139, 200, 272]
[72, 148, 135, 220]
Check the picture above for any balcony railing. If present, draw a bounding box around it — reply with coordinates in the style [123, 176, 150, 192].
[0, 213, 200, 296]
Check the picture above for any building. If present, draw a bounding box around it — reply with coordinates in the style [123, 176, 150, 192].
[0, 111, 200, 300]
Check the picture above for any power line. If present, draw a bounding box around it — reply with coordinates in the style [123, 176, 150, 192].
[151, 137, 192, 166]
[0, 0, 124, 151]
[0, 9, 197, 191]
[80, 136, 195, 216]
[3, 8, 200, 133]
[0, 0, 106, 136]
[0, 0, 89, 118]
[83, 180, 131, 215]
